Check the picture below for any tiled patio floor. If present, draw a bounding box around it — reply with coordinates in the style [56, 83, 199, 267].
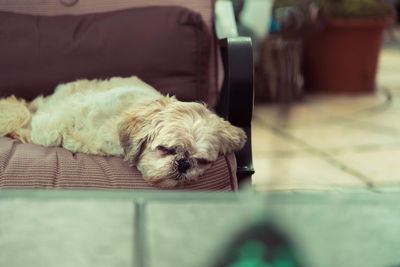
[252, 36, 400, 192]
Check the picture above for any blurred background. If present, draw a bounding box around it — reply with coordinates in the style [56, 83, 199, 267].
[229, 0, 400, 192]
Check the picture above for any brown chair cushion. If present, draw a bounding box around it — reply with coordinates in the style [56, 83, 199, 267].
[0, 137, 238, 191]
[0, 6, 211, 103]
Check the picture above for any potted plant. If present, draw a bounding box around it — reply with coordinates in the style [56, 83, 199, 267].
[303, 0, 396, 93]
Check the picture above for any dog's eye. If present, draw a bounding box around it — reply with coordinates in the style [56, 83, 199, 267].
[196, 158, 212, 165]
[157, 145, 176, 155]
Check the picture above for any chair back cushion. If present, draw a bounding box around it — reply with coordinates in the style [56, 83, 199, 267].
[0, 1, 220, 105]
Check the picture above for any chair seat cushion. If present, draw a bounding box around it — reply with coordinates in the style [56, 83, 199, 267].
[0, 6, 211, 104]
[0, 137, 238, 191]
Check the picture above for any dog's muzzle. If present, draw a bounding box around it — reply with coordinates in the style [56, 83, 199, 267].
[177, 158, 191, 174]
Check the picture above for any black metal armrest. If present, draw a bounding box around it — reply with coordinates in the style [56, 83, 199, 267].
[216, 37, 255, 184]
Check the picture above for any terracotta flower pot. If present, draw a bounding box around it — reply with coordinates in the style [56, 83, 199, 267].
[303, 18, 390, 93]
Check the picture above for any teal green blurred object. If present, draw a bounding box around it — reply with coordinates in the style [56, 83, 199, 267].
[228, 240, 300, 267]
[215, 222, 304, 267]
[228, 240, 267, 267]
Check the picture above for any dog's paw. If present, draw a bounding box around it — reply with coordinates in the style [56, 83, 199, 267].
[30, 113, 62, 147]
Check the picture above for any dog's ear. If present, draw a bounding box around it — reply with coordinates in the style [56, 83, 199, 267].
[118, 116, 148, 165]
[118, 98, 173, 165]
[216, 119, 247, 154]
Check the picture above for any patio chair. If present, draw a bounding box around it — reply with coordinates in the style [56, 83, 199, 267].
[0, 0, 254, 191]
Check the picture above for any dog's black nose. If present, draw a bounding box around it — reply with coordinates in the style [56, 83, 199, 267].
[177, 159, 191, 173]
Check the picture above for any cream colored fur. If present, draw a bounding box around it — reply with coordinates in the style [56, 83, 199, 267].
[0, 76, 246, 187]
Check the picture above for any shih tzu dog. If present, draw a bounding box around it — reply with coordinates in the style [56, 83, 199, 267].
[0, 76, 246, 187]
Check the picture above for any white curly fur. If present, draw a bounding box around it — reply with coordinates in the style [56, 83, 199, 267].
[0, 76, 246, 187]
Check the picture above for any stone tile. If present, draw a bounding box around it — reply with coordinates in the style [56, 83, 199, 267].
[252, 154, 366, 191]
[285, 122, 400, 151]
[335, 147, 400, 185]
[391, 97, 400, 108]
[378, 48, 400, 69]
[373, 185, 400, 193]
[387, 87, 400, 97]
[377, 73, 400, 91]
[0, 199, 135, 267]
[377, 47, 400, 93]
[346, 104, 400, 135]
[378, 48, 400, 70]
[254, 93, 386, 128]
[252, 120, 304, 155]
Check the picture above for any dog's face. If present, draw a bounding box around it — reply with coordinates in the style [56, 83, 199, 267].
[118, 97, 246, 188]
